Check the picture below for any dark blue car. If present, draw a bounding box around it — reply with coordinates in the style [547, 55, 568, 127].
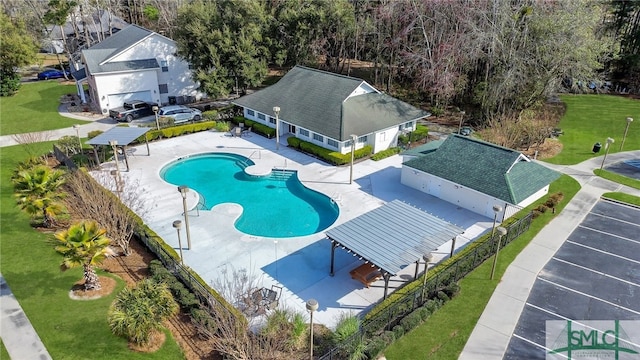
[37, 69, 69, 80]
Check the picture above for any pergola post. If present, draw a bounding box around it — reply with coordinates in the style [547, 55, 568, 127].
[383, 272, 392, 299]
[123, 146, 130, 171]
[414, 260, 420, 280]
[145, 133, 150, 156]
[329, 240, 337, 276]
[450, 236, 457, 258]
[91, 145, 100, 168]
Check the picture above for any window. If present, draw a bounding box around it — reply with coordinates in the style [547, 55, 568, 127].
[327, 139, 338, 148]
[269, 117, 276, 124]
[399, 124, 404, 131]
[359, 135, 368, 143]
[158, 84, 168, 94]
[160, 60, 168, 72]
[258, 113, 266, 120]
[247, 109, 255, 116]
[313, 133, 324, 142]
[299, 129, 309, 137]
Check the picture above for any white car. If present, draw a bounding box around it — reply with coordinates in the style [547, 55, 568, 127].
[158, 105, 202, 124]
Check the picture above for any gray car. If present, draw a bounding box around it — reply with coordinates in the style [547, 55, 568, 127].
[158, 105, 202, 124]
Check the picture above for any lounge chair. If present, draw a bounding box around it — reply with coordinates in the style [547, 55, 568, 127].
[242, 126, 252, 136]
[234, 127, 242, 137]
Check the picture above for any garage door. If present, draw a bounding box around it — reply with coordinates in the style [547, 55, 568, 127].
[107, 91, 153, 109]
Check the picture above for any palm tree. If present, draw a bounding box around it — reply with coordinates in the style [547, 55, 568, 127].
[54, 220, 114, 290]
[108, 279, 179, 345]
[13, 165, 66, 227]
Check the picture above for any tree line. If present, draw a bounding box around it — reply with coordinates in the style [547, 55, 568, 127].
[2, 0, 639, 124]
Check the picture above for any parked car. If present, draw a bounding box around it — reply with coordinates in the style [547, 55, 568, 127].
[109, 100, 155, 122]
[459, 126, 473, 136]
[37, 69, 69, 80]
[158, 105, 202, 124]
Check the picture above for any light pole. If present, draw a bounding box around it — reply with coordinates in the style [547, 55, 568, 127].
[620, 117, 633, 151]
[73, 124, 82, 153]
[491, 204, 502, 238]
[306, 299, 319, 360]
[490, 226, 507, 280]
[600, 137, 615, 170]
[152, 105, 160, 130]
[421, 252, 434, 302]
[457, 110, 466, 135]
[172, 220, 184, 265]
[273, 106, 281, 150]
[349, 134, 357, 184]
[178, 185, 192, 250]
[109, 139, 120, 174]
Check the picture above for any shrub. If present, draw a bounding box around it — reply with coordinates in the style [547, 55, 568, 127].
[392, 324, 405, 339]
[536, 204, 548, 213]
[215, 121, 230, 132]
[287, 136, 301, 149]
[371, 147, 400, 161]
[365, 330, 396, 359]
[430, 105, 445, 117]
[202, 110, 218, 120]
[424, 299, 440, 314]
[190, 308, 216, 339]
[437, 290, 450, 302]
[443, 282, 460, 298]
[418, 306, 431, 321]
[333, 313, 360, 344]
[1, 70, 21, 96]
[400, 309, 423, 332]
[87, 130, 103, 139]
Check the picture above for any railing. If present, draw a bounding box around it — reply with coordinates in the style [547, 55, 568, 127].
[318, 212, 533, 360]
[52, 145, 77, 170]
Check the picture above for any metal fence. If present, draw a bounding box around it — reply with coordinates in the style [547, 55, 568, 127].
[318, 211, 533, 360]
[52, 145, 77, 170]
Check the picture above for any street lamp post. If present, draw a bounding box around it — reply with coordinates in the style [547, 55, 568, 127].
[273, 106, 281, 151]
[491, 204, 502, 238]
[349, 134, 357, 184]
[172, 220, 184, 265]
[600, 137, 615, 170]
[457, 111, 466, 135]
[177, 186, 192, 249]
[152, 105, 160, 130]
[421, 252, 434, 302]
[306, 299, 319, 360]
[490, 226, 507, 280]
[620, 117, 633, 151]
[73, 124, 82, 153]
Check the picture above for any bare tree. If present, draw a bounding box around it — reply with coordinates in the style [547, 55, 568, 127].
[11, 131, 54, 157]
[63, 169, 148, 255]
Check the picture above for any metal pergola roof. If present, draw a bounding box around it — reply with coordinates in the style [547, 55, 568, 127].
[326, 200, 464, 297]
[86, 127, 151, 146]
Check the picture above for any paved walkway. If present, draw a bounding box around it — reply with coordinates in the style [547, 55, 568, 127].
[459, 150, 640, 360]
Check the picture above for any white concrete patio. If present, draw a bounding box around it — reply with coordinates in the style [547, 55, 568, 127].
[100, 129, 495, 329]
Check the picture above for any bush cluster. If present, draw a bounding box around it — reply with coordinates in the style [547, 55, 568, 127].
[287, 136, 372, 165]
[371, 147, 400, 161]
[135, 121, 218, 142]
[533, 191, 563, 218]
[398, 124, 429, 145]
[230, 116, 275, 138]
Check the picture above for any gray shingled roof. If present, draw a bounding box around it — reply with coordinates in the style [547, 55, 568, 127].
[232, 66, 429, 141]
[82, 25, 156, 75]
[403, 135, 560, 204]
[326, 200, 463, 275]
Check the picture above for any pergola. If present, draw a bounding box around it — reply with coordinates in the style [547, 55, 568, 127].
[326, 200, 464, 299]
[86, 127, 151, 171]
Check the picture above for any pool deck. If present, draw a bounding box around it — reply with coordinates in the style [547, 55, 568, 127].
[103, 130, 494, 329]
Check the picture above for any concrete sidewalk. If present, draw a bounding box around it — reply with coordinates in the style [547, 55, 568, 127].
[459, 150, 640, 360]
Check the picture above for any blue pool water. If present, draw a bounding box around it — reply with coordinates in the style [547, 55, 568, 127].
[160, 153, 339, 238]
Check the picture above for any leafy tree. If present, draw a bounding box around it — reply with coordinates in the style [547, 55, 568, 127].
[43, 0, 77, 79]
[13, 165, 66, 227]
[108, 279, 179, 345]
[54, 220, 114, 290]
[0, 12, 38, 96]
[174, 0, 269, 98]
[605, 1, 640, 89]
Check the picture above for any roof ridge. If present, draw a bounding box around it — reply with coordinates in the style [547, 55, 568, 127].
[294, 65, 364, 83]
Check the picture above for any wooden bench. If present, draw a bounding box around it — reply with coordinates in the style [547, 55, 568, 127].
[349, 263, 382, 288]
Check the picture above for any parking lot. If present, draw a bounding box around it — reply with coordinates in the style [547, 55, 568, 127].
[504, 199, 640, 358]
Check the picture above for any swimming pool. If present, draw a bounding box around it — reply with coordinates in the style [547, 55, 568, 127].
[160, 153, 339, 238]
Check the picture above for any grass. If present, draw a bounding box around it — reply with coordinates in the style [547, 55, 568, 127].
[593, 169, 640, 190]
[601, 192, 640, 207]
[0, 143, 184, 359]
[0, 81, 90, 136]
[544, 94, 640, 165]
[383, 174, 581, 359]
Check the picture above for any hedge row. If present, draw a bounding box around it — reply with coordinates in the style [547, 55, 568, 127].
[287, 136, 372, 165]
[230, 116, 276, 138]
[398, 124, 429, 146]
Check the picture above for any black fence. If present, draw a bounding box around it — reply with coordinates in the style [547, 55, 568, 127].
[52, 145, 77, 170]
[318, 211, 533, 360]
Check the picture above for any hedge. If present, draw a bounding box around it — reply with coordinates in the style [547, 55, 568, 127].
[134, 121, 219, 143]
[398, 124, 429, 146]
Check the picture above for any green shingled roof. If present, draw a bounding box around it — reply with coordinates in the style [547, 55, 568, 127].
[232, 66, 429, 141]
[403, 135, 560, 204]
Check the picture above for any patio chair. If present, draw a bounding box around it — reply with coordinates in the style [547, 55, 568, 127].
[261, 285, 282, 311]
[242, 126, 252, 137]
[234, 127, 242, 137]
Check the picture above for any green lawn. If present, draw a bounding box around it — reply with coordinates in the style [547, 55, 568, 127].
[593, 169, 640, 190]
[0, 81, 90, 136]
[0, 143, 184, 359]
[601, 192, 640, 206]
[383, 175, 581, 359]
[544, 94, 640, 165]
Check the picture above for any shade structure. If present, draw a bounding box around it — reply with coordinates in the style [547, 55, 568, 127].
[326, 200, 464, 298]
[86, 127, 151, 171]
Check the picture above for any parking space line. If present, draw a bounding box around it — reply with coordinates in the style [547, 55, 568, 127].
[537, 278, 640, 315]
[566, 239, 640, 265]
[550, 257, 640, 288]
[588, 211, 640, 228]
[577, 225, 640, 246]
[511, 334, 554, 354]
